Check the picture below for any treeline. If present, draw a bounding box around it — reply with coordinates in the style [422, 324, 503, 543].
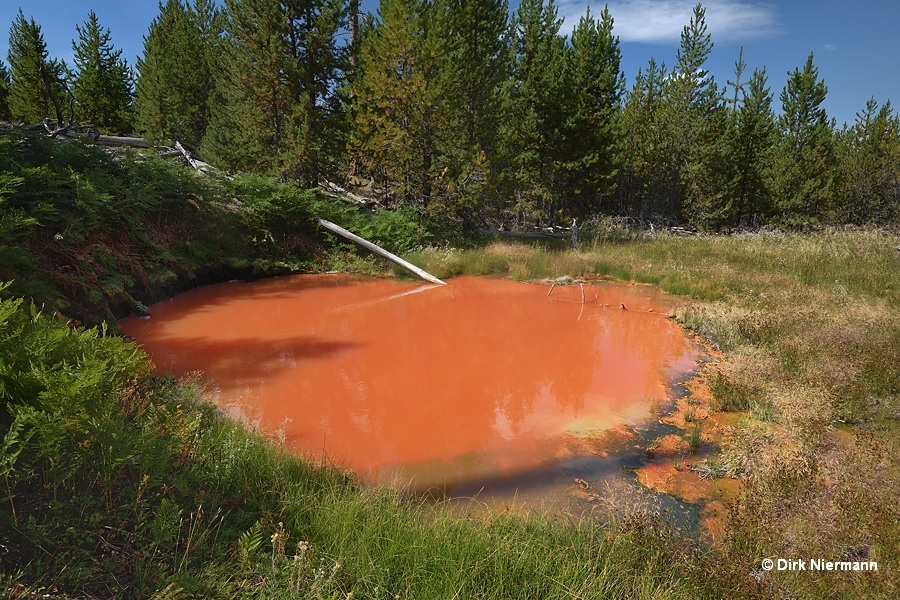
[2, 1, 898, 230]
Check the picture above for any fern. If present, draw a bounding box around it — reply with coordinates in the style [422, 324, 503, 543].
[150, 582, 188, 600]
[237, 520, 264, 569]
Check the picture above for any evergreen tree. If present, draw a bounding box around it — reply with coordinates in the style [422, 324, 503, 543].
[837, 98, 900, 224]
[203, 0, 286, 173]
[71, 11, 134, 133]
[668, 3, 728, 227]
[438, 0, 511, 214]
[203, 0, 344, 186]
[559, 6, 624, 218]
[730, 67, 776, 226]
[500, 0, 567, 224]
[616, 58, 671, 218]
[6, 10, 68, 125]
[671, 4, 719, 112]
[445, 0, 510, 156]
[727, 47, 746, 112]
[282, 0, 346, 186]
[134, 0, 221, 146]
[0, 60, 10, 121]
[350, 0, 452, 210]
[770, 53, 836, 224]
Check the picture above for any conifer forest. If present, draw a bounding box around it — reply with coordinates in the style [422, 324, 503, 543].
[2, 0, 897, 232]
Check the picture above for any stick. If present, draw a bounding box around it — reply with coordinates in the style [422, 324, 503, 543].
[317, 218, 447, 286]
[547, 284, 556, 297]
[580, 283, 585, 304]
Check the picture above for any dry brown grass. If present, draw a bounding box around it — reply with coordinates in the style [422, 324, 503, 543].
[408, 229, 900, 597]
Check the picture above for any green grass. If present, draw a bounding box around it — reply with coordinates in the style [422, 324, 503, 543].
[0, 292, 740, 599]
[683, 407, 697, 423]
[687, 423, 703, 450]
[3, 131, 897, 597]
[407, 230, 900, 599]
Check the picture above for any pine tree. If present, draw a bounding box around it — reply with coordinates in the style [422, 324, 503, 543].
[71, 11, 134, 133]
[838, 98, 900, 224]
[500, 0, 567, 224]
[200, 0, 285, 173]
[350, 0, 452, 210]
[730, 67, 776, 225]
[276, 0, 345, 185]
[559, 6, 624, 218]
[668, 3, 728, 227]
[134, 0, 221, 146]
[437, 0, 511, 214]
[445, 0, 510, 156]
[671, 4, 719, 112]
[616, 58, 671, 218]
[0, 60, 10, 121]
[727, 47, 746, 112]
[770, 53, 836, 224]
[6, 10, 68, 125]
[202, 0, 343, 185]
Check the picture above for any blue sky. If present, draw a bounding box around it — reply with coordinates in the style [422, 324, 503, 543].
[1, 1, 897, 127]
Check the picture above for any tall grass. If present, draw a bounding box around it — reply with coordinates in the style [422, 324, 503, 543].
[407, 230, 900, 598]
[1, 290, 743, 598]
[3, 158, 898, 600]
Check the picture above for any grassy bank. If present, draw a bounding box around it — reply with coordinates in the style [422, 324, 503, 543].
[0, 131, 432, 328]
[3, 130, 897, 598]
[0, 289, 737, 598]
[408, 231, 900, 598]
[0, 132, 734, 598]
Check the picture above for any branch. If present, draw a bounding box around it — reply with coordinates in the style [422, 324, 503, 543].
[175, 141, 210, 170]
[38, 62, 64, 129]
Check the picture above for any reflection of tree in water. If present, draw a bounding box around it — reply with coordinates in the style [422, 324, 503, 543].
[123, 276, 696, 485]
[305, 278, 690, 468]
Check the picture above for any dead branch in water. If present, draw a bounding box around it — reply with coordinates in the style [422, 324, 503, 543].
[317, 218, 447, 286]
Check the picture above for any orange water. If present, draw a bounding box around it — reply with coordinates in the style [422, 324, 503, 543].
[121, 275, 697, 500]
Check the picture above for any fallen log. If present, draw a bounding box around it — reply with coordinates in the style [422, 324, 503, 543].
[317, 218, 447, 286]
[320, 180, 372, 206]
[95, 134, 155, 148]
[175, 140, 210, 170]
[479, 229, 570, 240]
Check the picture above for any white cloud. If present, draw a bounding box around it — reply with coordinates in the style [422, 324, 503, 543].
[823, 43, 837, 51]
[557, 0, 782, 43]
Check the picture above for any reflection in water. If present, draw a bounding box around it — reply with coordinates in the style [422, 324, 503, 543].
[122, 275, 698, 510]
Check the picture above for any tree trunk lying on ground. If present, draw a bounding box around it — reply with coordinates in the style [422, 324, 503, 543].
[95, 134, 155, 148]
[479, 229, 570, 240]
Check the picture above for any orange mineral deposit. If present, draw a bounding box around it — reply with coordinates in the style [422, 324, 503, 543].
[121, 275, 698, 499]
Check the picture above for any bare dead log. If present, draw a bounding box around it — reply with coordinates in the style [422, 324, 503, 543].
[43, 118, 72, 138]
[95, 135, 155, 148]
[317, 218, 447, 286]
[669, 227, 698, 237]
[321, 180, 372, 206]
[175, 141, 210, 170]
[479, 229, 570, 240]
